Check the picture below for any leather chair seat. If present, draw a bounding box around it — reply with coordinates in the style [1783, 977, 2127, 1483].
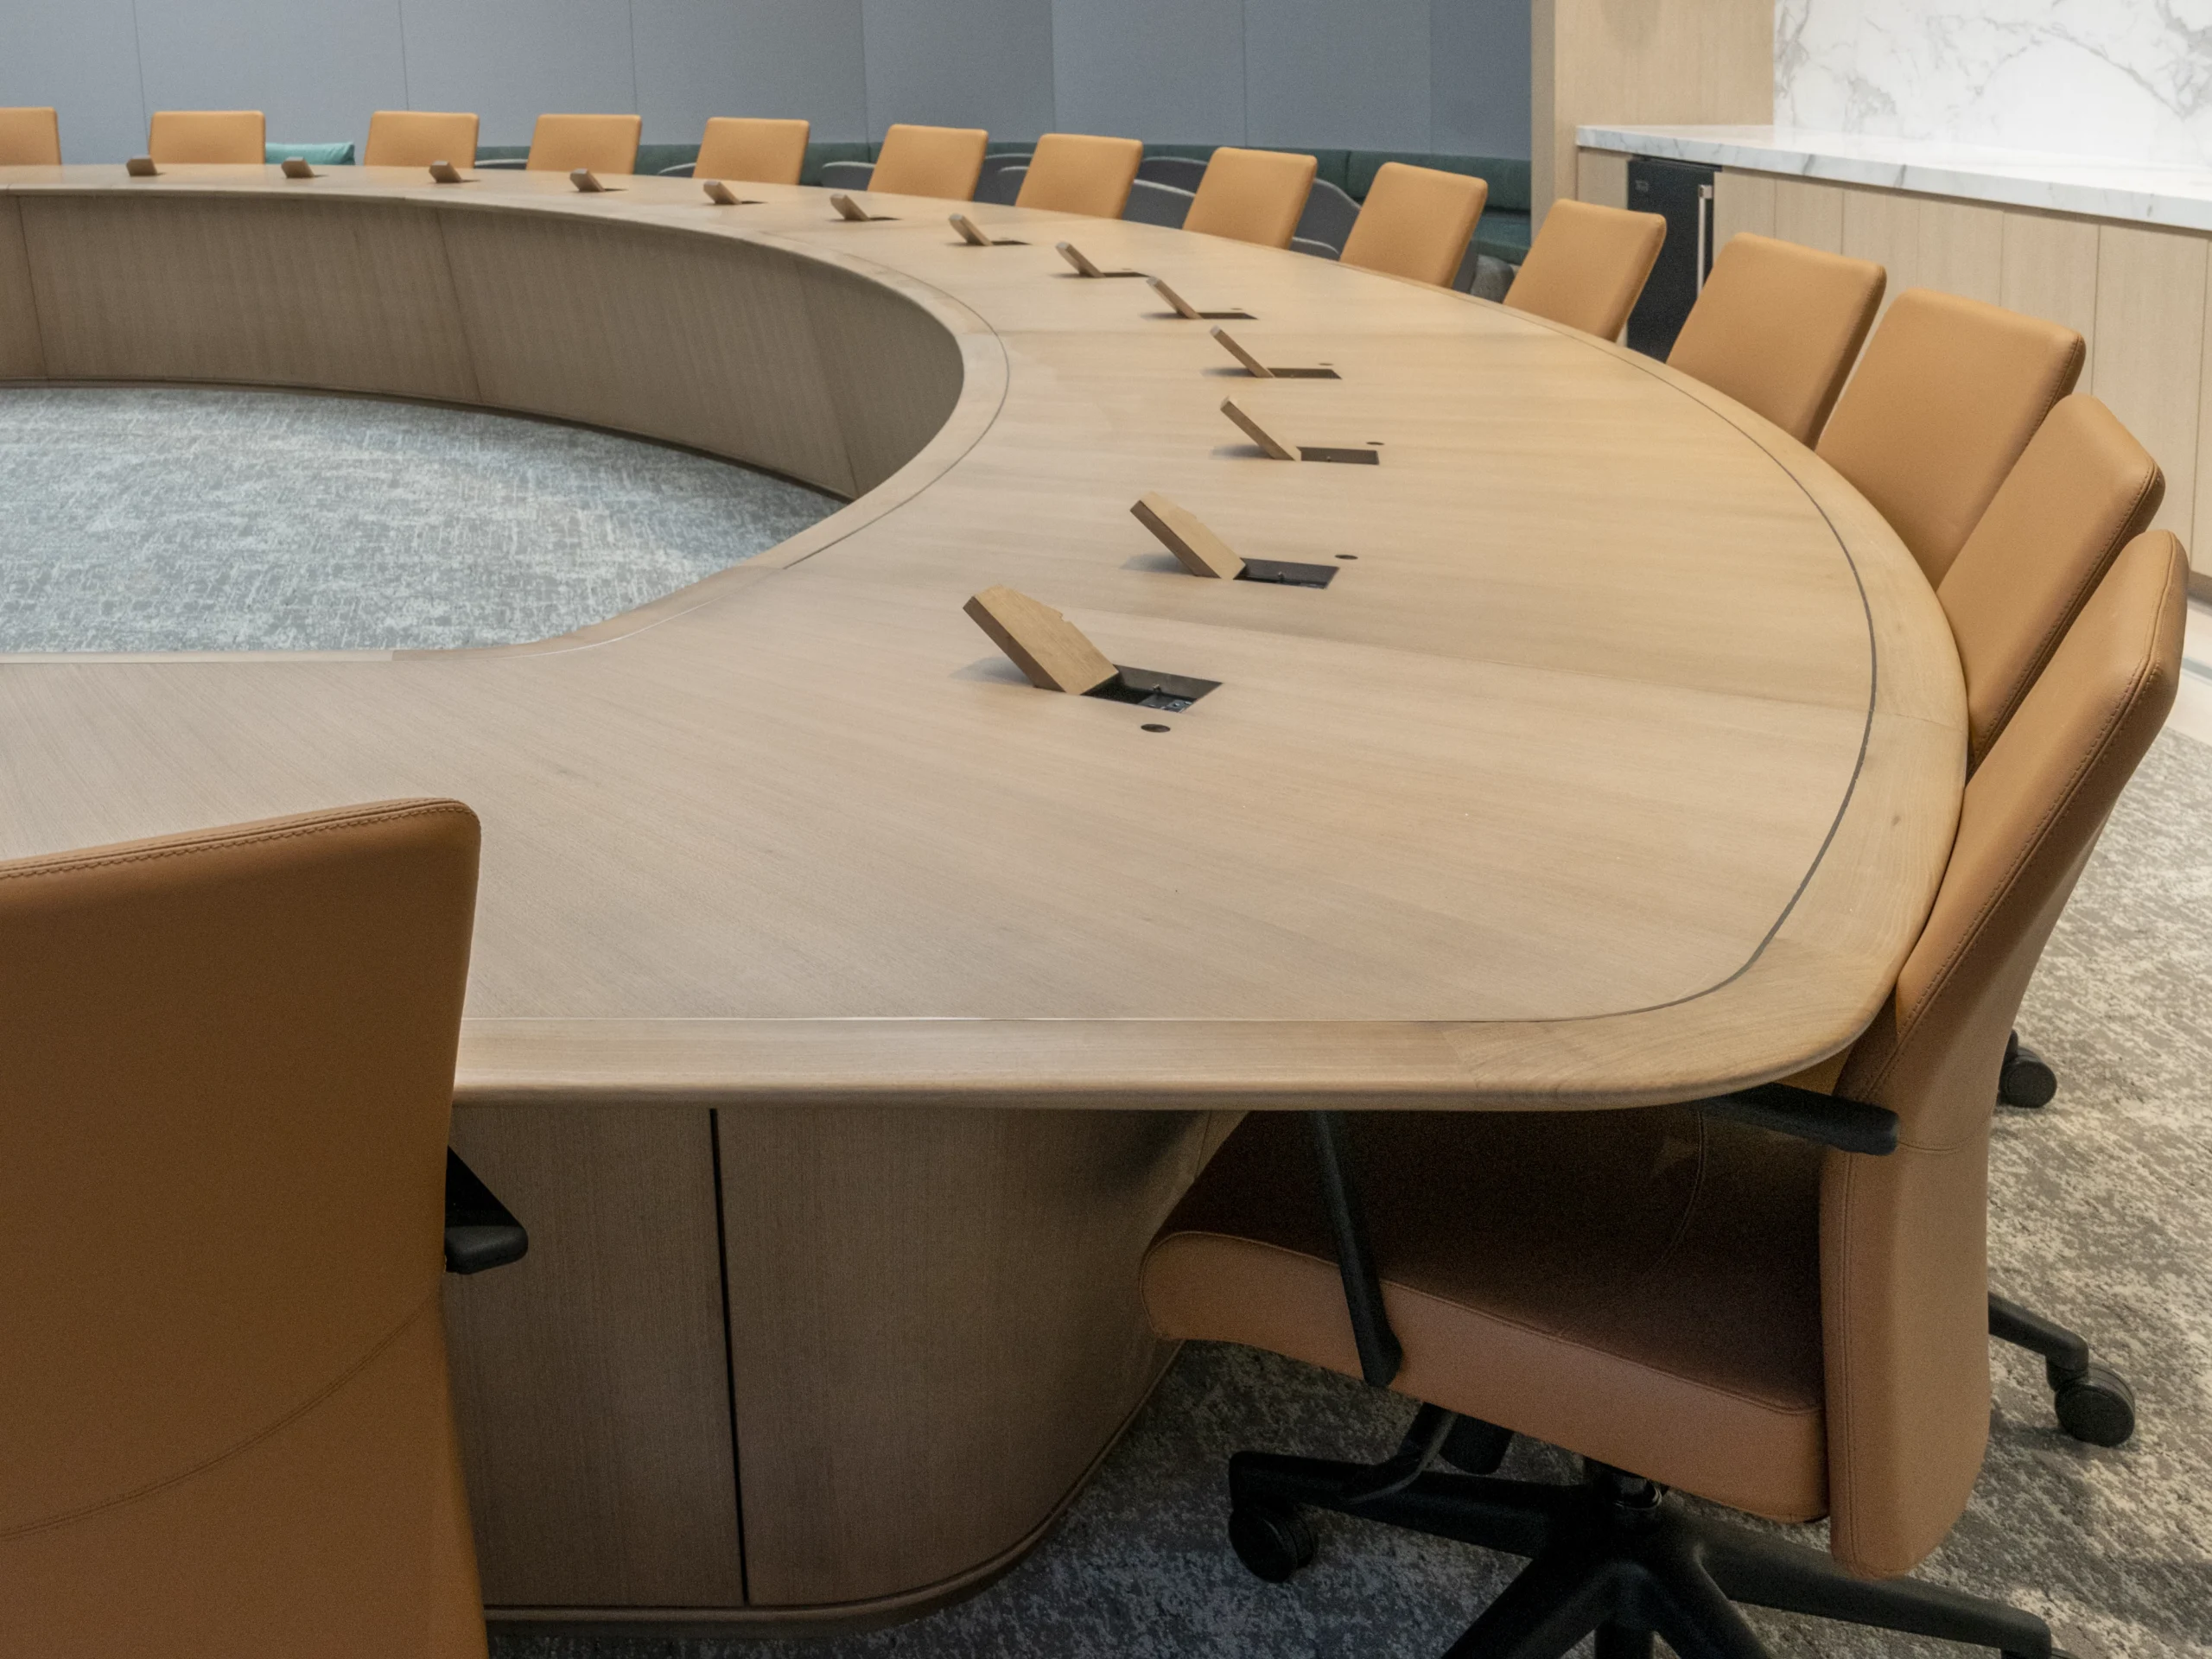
[1144, 1105, 1827, 1524]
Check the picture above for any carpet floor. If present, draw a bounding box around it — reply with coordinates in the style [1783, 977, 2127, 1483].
[497, 728, 2212, 1659]
[0, 387, 837, 652]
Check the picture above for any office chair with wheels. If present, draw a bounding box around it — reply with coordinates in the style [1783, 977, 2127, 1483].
[147, 110, 265, 165]
[1145, 531, 2188, 1658]
[1664, 232, 1885, 445]
[1184, 146, 1318, 249]
[0, 105, 61, 165]
[365, 111, 480, 170]
[1017, 132, 1143, 219]
[1503, 199, 1666, 340]
[526, 112, 641, 176]
[1291, 177, 1361, 258]
[1817, 289, 2085, 585]
[694, 117, 809, 187]
[1338, 162, 1489, 289]
[0, 798, 524, 1656]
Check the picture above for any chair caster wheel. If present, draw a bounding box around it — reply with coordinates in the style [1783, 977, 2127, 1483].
[1999, 1034, 2057, 1109]
[1229, 1500, 1316, 1582]
[1441, 1414, 1513, 1475]
[2054, 1363, 2136, 1446]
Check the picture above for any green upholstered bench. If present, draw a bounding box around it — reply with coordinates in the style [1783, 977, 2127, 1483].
[266, 142, 357, 166]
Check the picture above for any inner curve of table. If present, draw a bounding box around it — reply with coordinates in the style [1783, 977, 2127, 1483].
[0, 165, 1967, 1629]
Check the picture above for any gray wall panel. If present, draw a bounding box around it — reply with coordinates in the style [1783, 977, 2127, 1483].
[860, 0, 1057, 143]
[1431, 0, 1529, 157]
[0, 0, 148, 164]
[1243, 0, 1433, 151]
[135, 0, 408, 151]
[634, 0, 869, 143]
[397, 0, 639, 149]
[1051, 0, 1243, 146]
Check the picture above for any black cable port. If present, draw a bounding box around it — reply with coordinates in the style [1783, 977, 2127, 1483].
[1085, 666, 1220, 713]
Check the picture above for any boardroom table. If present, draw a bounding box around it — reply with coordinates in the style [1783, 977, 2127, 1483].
[0, 162, 1967, 1631]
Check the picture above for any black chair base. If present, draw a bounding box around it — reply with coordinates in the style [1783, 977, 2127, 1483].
[1989, 1294, 2137, 1446]
[1227, 1443, 2062, 1659]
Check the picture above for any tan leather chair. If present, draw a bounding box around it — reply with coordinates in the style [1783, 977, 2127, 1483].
[1502, 199, 1666, 340]
[1942, 394, 2164, 769]
[868, 123, 988, 201]
[1666, 232, 1885, 445]
[696, 116, 809, 186]
[1183, 147, 1318, 249]
[365, 110, 480, 170]
[1338, 162, 1488, 289]
[147, 110, 265, 165]
[1, 799, 496, 1656]
[1015, 131, 1143, 219]
[526, 111, 642, 175]
[1817, 289, 2084, 585]
[0, 106, 61, 165]
[1143, 531, 2187, 1653]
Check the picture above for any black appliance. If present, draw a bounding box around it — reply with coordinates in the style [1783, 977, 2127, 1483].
[1624, 156, 1718, 359]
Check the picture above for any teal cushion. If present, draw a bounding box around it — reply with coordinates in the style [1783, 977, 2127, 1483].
[1474, 209, 1532, 265]
[635, 143, 697, 176]
[800, 140, 878, 185]
[266, 142, 355, 166]
[1346, 152, 1530, 213]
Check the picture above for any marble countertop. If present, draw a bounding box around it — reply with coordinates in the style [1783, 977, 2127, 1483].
[1576, 124, 2212, 235]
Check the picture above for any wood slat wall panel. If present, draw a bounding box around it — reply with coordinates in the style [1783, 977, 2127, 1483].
[0, 197, 45, 378]
[1772, 180, 1845, 253]
[1713, 169, 1776, 246]
[1575, 148, 1629, 210]
[1841, 185, 1920, 326]
[445, 1103, 745, 1610]
[2093, 223, 2209, 544]
[1916, 199, 2005, 308]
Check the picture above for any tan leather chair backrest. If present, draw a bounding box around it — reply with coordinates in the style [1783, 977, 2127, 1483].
[1823, 531, 2186, 1580]
[1502, 199, 1666, 340]
[1816, 289, 2084, 585]
[1666, 232, 1885, 446]
[147, 110, 265, 165]
[1184, 146, 1318, 249]
[1338, 162, 1488, 289]
[526, 111, 642, 175]
[870, 123, 989, 200]
[0, 105, 61, 166]
[1940, 395, 2164, 768]
[1016, 131, 1143, 219]
[696, 116, 810, 186]
[364, 110, 480, 170]
[0, 799, 489, 1655]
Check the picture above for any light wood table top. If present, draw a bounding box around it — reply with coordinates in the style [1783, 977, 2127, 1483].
[0, 164, 1967, 1109]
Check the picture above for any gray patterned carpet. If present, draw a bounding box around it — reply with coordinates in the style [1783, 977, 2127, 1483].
[0, 388, 836, 652]
[497, 728, 2212, 1659]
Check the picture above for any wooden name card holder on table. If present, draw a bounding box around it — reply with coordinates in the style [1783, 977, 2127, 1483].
[428, 160, 471, 184]
[965, 585, 1221, 712]
[831, 193, 892, 222]
[950, 213, 1024, 247]
[1211, 326, 1338, 380]
[124, 156, 158, 177]
[1149, 275, 1250, 321]
[1131, 493, 1338, 588]
[280, 157, 317, 180]
[703, 180, 760, 206]
[571, 168, 616, 194]
[1056, 241, 1143, 278]
[1220, 398, 1377, 466]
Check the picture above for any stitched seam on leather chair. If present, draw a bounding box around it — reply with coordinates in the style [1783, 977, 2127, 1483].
[1162, 1232, 1823, 1421]
[0, 799, 473, 885]
[1858, 594, 2167, 1125]
[1974, 464, 2164, 763]
[0, 1291, 443, 1541]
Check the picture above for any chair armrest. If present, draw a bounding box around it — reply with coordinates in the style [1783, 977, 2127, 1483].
[1694, 1083, 1898, 1155]
[444, 1147, 529, 1274]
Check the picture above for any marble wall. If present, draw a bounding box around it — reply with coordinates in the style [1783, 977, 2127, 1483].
[1777, 1, 2212, 167]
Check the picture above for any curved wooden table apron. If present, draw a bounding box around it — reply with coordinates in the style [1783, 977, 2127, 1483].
[0, 165, 1967, 1628]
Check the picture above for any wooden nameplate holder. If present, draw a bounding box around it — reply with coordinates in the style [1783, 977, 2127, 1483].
[571, 168, 620, 194]
[125, 156, 159, 178]
[1056, 241, 1143, 278]
[951, 213, 1024, 247]
[428, 160, 473, 184]
[1211, 326, 1338, 380]
[831, 193, 893, 222]
[1132, 493, 1338, 588]
[965, 585, 1220, 709]
[1149, 276, 1251, 321]
[280, 157, 317, 180]
[702, 180, 762, 206]
[1220, 398, 1378, 466]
